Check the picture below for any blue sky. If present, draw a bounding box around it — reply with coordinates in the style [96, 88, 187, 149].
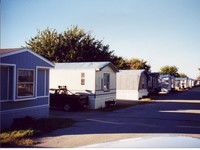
[1, 0, 200, 78]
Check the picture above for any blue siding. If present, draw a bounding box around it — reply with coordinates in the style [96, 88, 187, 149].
[46, 70, 49, 95]
[1, 97, 49, 111]
[37, 69, 45, 96]
[1, 51, 53, 100]
[0, 50, 53, 129]
[37, 69, 50, 96]
[0, 66, 13, 101]
[1, 51, 53, 68]
[8, 67, 14, 99]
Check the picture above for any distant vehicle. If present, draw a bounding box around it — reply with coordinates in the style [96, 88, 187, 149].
[50, 86, 88, 111]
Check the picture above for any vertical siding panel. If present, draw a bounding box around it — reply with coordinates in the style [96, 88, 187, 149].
[37, 69, 45, 96]
[1, 52, 53, 68]
[46, 70, 49, 95]
[8, 67, 14, 99]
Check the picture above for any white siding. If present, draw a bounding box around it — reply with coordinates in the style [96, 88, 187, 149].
[50, 65, 117, 109]
[116, 70, 148, 100]
[94, 66, 116, 109]
[159, 77, 172, 93]
[50, 69, 95, 92]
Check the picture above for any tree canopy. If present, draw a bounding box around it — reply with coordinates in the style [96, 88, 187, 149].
[178, 73, 188, 78]
[159, 65, 179, 77]
[123, 58, 151, 71]
[197, 76, 200, 80]
[25, 26, 152, 71]
[25, 26, 123, 68]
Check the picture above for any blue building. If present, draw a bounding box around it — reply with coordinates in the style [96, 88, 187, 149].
[0, 48, 54, 129]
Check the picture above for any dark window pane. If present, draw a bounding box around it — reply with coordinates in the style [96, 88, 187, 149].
[18, 83, 33, 96]
[18, 70, 34, 82]
[18, 70, 34, 97]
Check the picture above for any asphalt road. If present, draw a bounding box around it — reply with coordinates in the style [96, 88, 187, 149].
[35, 86, 200, 148]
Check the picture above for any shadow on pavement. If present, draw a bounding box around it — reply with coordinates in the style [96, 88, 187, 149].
[42, 87, 200, 138]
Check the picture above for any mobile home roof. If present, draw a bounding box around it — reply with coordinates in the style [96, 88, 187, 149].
[118, 69, 145, 75]
[159, 74, 173, 78]
[0, 48, 54, 67]
[54, 62, 118, 72]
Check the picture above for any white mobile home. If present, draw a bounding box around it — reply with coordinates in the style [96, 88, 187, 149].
[195, 80, 200, 86]
[159, 74, 174, 93]
[116, 70, 149, 100]
[171, 76, 176, 91]
[50, 62, 118, 109]
[188, 78, 195, 88]
[175, 77, 189, 90]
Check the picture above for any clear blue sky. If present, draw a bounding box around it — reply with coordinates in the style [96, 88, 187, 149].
[1, 0, 200, 78]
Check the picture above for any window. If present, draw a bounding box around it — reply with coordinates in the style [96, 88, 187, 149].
[18, 69, 34, 97]
[37, 69, 49, 96]
[0, 66, 14, 101]
[103, 73, 110, 92]
[81, 73, 85, 85]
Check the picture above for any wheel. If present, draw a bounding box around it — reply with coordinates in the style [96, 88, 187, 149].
[63, 104, 71, 111]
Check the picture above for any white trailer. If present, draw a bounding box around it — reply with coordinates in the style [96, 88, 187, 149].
[175, 77, 189, 90]
[50, 62, 118, 109]
[159, 74, 173, 93]
[116, 70, 149, 100]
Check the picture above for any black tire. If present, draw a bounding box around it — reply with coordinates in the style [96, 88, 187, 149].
[63, 104, 71, 111]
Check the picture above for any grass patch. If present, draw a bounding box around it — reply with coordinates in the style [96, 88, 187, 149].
[0, 117, 75, 147]
[0, 129, 36, 147]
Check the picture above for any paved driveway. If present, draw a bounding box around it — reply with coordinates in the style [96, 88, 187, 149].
[35, 87, 200, 148]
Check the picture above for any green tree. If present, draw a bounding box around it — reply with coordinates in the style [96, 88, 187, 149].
[178, 73, 188, 78]
[26, 28, 60, 61]
[25, 26, 122, 68]
[124, 58, 151, 71]
[159, 65, 179, 77]
[116, 58, 131, 70]
[197, 76, 200, 80]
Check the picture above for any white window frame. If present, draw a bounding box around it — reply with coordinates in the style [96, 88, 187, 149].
[36, 66, 51, 98]
[17, 69, 35, 98]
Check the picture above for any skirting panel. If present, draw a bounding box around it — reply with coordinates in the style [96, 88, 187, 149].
[0, 105, 49, 130]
